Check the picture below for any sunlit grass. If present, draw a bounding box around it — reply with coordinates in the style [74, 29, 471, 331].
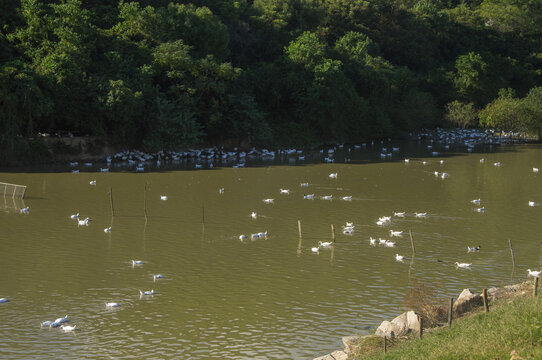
[353, 294, 542, 359]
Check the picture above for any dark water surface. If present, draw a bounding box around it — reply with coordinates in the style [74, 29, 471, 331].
[1, 142, 542, 359]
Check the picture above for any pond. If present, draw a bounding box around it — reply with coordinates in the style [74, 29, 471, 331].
[1, 140, 542, 359]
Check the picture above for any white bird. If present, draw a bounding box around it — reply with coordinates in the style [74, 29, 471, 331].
[263, 198, 274, 204]
[300, 182, 309, 187]
[70, 213, 79, 219]
[393, 212, 405, 217]
[422, 161, 427, 165]
[20, 207, 29, 214]
[527, 269, 542, 277]
[104, 227, 111, 233]
[139, 289, 155, 296]
[480, 158, 485, 163]
[395, 254, 405, 262]
[385, 241, 395, 247]
[378, 238, 387, 245]
[60, 325, 76, 332]
[471, 199, 481, 204]
[303, 194, 315, 199]
[404, 159, 410, 163]
[311, 246, 320, 253]
[369, 237, 377, 245]
[251, 233, 260, 239]
[345, 222, 353, 227]
[153, 274, 163, 281]
[106, 302, 121, 307]
[239, 235, 247, 241]
[441, 172, 449, 179]
[251, 212, 258, 219]
[72, 170, 79, 174]
[321, 195, 332, 200]
[494, 162, 501, 167]
[160, 195, 168, 201]
[77, 217, 90, 226]
[0, 298, 9, 303]
[467, 245, 481, 252]
[529, 201, 537, 207]
[318, 241, 332, 248]
[329, 173, 338, 179]
[100, 168, 110, 172]
[219, 188, 225, 194]
[533, 168, 539, 173]
[41, 320, 54, 327]
[476, 207, 485, 212]
[341, 196, 352, 201]
[390, 230, 403, 237]
[257, 231, 268, 237]
[280, 189, 290, 194]
[89, 180, 96, 185]
[131, 260, 145, 266]
[440, 160, 444, 164]
[455, 262, 472, 269]
[342, 229, 353, 235]
[415, 212, 427, 218]
[376, 220, 385, 226]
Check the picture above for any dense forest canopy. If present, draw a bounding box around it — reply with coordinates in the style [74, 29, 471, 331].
[1, 0, 542, 163]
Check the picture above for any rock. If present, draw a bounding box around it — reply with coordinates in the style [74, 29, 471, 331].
[375, 311, 420, 338]
[313, 350, 348, 360]
[342, 335, 362, 355]
[453, 288, 483, 315]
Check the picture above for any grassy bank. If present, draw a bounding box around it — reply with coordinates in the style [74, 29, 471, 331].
[353, 291, 542, 359]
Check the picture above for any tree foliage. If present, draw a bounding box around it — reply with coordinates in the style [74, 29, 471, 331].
[1, 0, 542, 162]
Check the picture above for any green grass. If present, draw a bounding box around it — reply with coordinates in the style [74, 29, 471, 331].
[353, 295, 542, 359]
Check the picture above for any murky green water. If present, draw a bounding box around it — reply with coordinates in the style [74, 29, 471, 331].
[1, 142, 542, 359]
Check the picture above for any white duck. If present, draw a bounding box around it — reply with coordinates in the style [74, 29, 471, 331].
[60, 325, 76, 331]
[70, 213, 79, 219]
[153, 274, 164, 281]
[106, 302, 121, 307]
[329, 173, 338, 179]
[390, 230, 403, 237]
[280, 189, 290, 194]
[369, 237, 376, 246]
[529, 201, 537, 207]
[321, 195, 332, 200]
[527, 269, 541, 278]
[239, 235, 247, 241]
[533, 168, 539, 173]
[455, 262, 472, 269]
[393, 211, 405, 217]
[318, 241, 332, 248]
[471, 199, 481, 204]
[385, 240, 395, 247]
[341, 196, 352, 201]
[311, 246, 320, 253]
[395, 254, 405, 262]
[263, 198, 274, 204]
[160, 195, 168, 201]
[467, 245, 481, 252]
[303, 194, 315, 199]
[131, 260, 145, 266]
[139, 289, 155, 296]
[77, 217, 91, 226]
[89, 180, 96, 185]
[415, 212, 427, 218]
[20, 207, 29, 214]
[0, 298, 9, 303]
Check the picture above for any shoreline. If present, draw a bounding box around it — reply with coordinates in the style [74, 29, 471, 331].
[314, 281, 534, 360]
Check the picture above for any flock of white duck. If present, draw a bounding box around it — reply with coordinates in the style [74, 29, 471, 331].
[4, 128, 542, 333]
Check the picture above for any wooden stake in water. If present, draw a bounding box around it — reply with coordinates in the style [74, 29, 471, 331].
[448, 298, 454, 327]
[483, 288, 489, 312]
[534, 277, 539, 297]
[331, 224, 336, 243]
[409, 229, 416, 254]
[109, 187, 115, 217]
[419, 315, 424, 339]
[509, 239, 515, 267]
[143, 182, 148, 221]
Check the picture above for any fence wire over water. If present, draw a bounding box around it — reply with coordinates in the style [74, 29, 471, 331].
[0, 182, 27, 212]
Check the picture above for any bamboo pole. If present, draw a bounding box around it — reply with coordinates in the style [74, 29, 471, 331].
[419, 315, 424, 339]
[331, 224, 335, 243]
[448, 298, 454, 327]
[409, 229, 416, 255]
[534, 277, 539, 297]
[483, 288, 489, 312]
[298, 220, 303, 239]
[384, 336, 387, 353]
[509, 239, 515, 267]
[143, 182, 148, 221]
[109, 187, 115, 217]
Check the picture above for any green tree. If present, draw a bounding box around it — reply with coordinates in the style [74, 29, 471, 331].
[445, 100, 479, 128]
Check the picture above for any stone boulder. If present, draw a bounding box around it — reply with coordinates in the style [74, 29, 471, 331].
[375, 311, 420, 338]
[313, 350, 348, 360]
[453, 288, 483, 315]
[342, 335, 363, 355]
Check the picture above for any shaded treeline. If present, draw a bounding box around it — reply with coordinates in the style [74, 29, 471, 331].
[1, 0, 541, 164]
